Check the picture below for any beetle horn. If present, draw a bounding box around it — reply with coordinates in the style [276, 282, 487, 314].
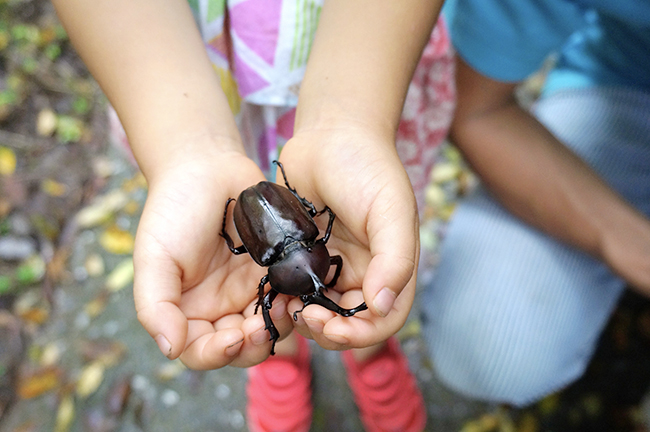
[310, 273, 326, 294]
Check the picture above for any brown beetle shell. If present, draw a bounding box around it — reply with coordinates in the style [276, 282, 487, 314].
[233, 182, 320, 267]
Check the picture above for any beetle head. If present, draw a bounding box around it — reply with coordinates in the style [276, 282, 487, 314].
[268, 242, 330, 296]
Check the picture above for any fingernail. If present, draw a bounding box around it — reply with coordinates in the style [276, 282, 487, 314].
[251, 327, 270, 346]
[373, 287, 396, 317]
[304, 317, 324, 334]
[325, 333, 349, 345]
[225, 338, 244, 356]
[270, 299, 286, 320]
[155, 334, 172, 358]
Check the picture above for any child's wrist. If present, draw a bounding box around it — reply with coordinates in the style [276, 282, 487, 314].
[294, 98, 398, 142]
[133, 131, 244, 183]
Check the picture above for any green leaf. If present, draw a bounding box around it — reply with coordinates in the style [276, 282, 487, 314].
[43, 43, 61, 61]
[0, 275, 11, 294]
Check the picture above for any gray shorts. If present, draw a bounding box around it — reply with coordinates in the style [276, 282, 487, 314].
[421, 87, 650, 406]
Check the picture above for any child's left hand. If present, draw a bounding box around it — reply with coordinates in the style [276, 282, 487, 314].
[278, 125, 420, 351]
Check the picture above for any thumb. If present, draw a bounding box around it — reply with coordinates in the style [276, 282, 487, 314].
[363, 198, 419, 317]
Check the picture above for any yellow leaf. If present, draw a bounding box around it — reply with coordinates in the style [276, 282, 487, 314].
[76, 361, 105, 398]
[54, 395, 75, 432]
[0, 146, 16, 176]
[460, 414, 499, 432]
[99, 226, 134, 254]
[105, 258, 134, 292]
[75, 190, 128, 228]
[41, 179, 67, 197]
[430, 162, 460, 184]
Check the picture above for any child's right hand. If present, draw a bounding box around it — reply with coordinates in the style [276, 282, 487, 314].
[133, 150, 296, 369]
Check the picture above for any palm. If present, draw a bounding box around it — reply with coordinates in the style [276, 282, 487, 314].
[133, 153, 293, 368]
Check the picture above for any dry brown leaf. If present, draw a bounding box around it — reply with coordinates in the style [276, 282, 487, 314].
[84, 290, 110, 319]
[105, 376, 132, 416]
[17, 367, 62, 399]
[18, 306, 50, 325]
[80, 339, 127, 367]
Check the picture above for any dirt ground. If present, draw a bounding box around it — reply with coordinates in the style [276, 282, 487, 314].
[2, 1, 650, 431]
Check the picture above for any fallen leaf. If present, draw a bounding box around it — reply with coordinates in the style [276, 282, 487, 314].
[121, 172, 147, 192]
[40, 342, 63, 367]
[105, 258, 134, 292]
[105, 375, 132, 416]
[17, 367, 61, 399]
[0, 146, 16, 176]
[156, 360, 186, 381]
[123, 200, 141, 215]
[517, 412, 539, 432]
[19, 307, 49, 325]
[84, 253, 105, 277]
[56, 115, 84, 143]
[41, 178, 68, 197]
[85, 290, 110, 319]
[460, 414, 499, 432]
[430, 162, 460, 184]
[76, 361, 105, 399]
[36, 109, 57, 136]
[80, 339, 127, 367]
[99, 226, 134, 255]
[14, 290, 50, 325]
[54, 394, 75, 432]
[75, 190, 129, 228]
[15, 255, 46, 285]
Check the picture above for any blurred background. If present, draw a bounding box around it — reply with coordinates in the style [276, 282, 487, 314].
[1, 0, 650, 431]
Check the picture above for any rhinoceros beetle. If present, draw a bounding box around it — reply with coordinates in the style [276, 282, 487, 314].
[220, 161, 367, 354]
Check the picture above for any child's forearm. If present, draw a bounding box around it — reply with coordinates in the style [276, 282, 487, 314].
[295, 0, 443, 138]
[52, 0, 242, 179]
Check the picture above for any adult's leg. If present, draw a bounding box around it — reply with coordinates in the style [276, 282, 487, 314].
[421, 88, 650, 406]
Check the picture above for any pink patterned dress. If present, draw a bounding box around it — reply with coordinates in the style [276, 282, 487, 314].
[110, 0, 456, 213]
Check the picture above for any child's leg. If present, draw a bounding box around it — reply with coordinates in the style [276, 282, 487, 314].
[421, 88, 650, 406]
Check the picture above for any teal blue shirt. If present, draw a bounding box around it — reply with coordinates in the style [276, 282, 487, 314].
[443, 0, 650, 96]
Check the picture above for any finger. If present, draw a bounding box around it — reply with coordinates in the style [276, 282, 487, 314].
[230, 296, 296, 367]
[292, 289, 391, 350]
[363, 195, 419, 317]
[179, 316, 246, 369]
[321, 284, 414, 349]
[133, 241, 188, 360]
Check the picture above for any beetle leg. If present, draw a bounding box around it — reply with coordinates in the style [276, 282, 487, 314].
[292, 292, 368, 321]
[254, 274, 270, 315]
[220, 198, 248, 255]
[325, 255, 343, 287]
[260, 289, 280, 355]
[315, 207, 336, 245]
[273, 160, 320, 216]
